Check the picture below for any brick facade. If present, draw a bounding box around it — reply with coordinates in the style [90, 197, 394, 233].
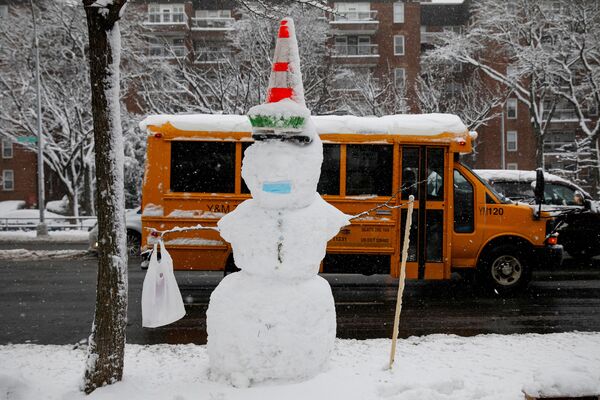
[0, 140, 39, 207]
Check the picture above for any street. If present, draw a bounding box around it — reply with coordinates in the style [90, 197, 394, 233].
[1, 246, 599, 346]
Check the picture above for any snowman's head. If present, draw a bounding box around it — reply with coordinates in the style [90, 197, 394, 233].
[242, 123, 323, 209]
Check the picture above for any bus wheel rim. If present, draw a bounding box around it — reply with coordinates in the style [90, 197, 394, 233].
[491, 255, 522, 286]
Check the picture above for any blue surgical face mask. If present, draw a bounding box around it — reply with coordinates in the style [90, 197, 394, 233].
[262, 180, 292, 194]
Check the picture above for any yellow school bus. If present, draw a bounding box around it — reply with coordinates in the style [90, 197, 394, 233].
[140, 113, 562, 294]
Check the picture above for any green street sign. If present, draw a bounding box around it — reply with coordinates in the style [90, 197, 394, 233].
[17, 136, 38, 144]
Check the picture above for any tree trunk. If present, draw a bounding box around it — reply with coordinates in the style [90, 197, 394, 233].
[593, 136, 600, 197]
[531, 117, 545, 169]
[81, 0, 128, 395]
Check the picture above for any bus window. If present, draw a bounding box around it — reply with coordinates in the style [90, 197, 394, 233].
[170, 141, 236, 193]
[427, 148, 444, 201]
[318, 144, 341, 195]
[346, 144, 393, 196]
[241, 142, 252, 194]
[400, 208, 418, 262]
[426, 210, 443, 261]
[453, 170, 474, 233]
[401, 147, 419, 200]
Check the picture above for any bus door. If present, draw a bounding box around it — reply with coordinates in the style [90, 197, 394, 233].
[399, 147, 447, 279]
[451, 165, 481, 269]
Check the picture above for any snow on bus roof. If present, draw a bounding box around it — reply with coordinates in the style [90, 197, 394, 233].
[139, 113, 468, 136]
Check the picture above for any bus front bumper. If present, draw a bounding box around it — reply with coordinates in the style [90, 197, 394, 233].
[534, 244, 563, 269]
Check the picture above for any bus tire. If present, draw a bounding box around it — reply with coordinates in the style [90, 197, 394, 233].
[477, 243, 531, 296]
[126, 230, 142, 257]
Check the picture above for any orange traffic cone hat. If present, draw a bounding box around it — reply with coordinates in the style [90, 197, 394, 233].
[248, 18, 313, 144]
[267, 18, 305, 106]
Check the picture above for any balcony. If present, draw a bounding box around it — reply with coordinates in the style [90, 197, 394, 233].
[543, 141, 577, 154]
[148, 46, 187, 59]
[194, 50, 233, 64]
[331, 44, 379, 66]
[143, 15, 188, 31]
[191, 17, 235, 31]
[329, 10, 378, 35]
[333, 44, 378, 57]
[421, 31, 442, 45]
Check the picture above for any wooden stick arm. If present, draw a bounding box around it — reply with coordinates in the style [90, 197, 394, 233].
[146, 224, 220, 240]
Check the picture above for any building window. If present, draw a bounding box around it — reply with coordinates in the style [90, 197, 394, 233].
[394, 68, 405, 87]
[333, 2, 373, 21]
[507, 131, 518, 152]
[2, 170, 14, 191]
[393, 2, 404, 23]
[334, 36, 374, 56]
[2, 139, 13, 159]
[194, 9, 233, 28]
[0, 5, 8, 18]
[148, 4, 160, 23]
[147, 3, 185, 24]
[394, 35, 405, 55]
[148, 37, 186, 58]
[588, 100, 598, 116]
[172, 5, 185, 23]
[196, 9, 231, 18]
[507, 98, 518, 119]
[506, 163, 518, 170]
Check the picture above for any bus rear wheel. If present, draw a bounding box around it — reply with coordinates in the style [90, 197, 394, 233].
[477, 244, 531, 295]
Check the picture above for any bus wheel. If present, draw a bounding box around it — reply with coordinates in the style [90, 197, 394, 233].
[478, 244, 531, 295]
[127, 230, 142, 257]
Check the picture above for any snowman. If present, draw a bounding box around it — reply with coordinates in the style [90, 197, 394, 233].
[206, 18, 350, 386]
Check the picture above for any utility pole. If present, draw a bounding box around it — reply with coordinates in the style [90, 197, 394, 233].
[500, 109, 506, 169]
[30, 0, 47, 236]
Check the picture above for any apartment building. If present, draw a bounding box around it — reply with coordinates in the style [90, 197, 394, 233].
[327, 1, 421, 98]
[2, 0, 597, 204]
[134, 0, 236, 64]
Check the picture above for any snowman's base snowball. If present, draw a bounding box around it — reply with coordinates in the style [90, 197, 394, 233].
[206, 271, 336, 385]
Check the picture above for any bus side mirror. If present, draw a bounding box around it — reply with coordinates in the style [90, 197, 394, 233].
[534, 168, 545, 205]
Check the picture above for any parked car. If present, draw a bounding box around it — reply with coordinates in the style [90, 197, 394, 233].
[475, 169, 600, 260]
[88, 207, 142, 256]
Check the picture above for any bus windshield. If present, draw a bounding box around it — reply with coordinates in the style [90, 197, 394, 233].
[458, 161, 510, 204]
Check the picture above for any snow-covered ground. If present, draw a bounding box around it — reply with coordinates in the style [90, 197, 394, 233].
[1, 333, 599, 400]
[0, 249, 89, 260]
[0, 230, 89, 242]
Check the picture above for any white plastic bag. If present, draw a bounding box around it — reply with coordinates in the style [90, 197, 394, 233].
[142, 240, 186, 328]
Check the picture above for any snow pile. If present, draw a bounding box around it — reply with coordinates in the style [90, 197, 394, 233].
[142, 203, 163, 217]
[46, 196, 70, 215]
[0, 208, 64, 223]
[0, 230, 89, 242]
[139, 113, 469, 137]
[314, 113, 468, 136]
[0, 200, 25, 214]
[1, 333, 599, 399]
[139, 114, 252, 133]
[0, 249, 89, 260]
